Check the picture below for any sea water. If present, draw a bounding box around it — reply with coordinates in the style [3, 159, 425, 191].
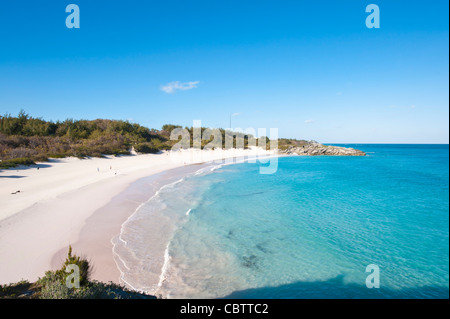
[114, 145, 449, 298]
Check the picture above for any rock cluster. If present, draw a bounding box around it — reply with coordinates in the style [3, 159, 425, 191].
[280, 143, 366, 156]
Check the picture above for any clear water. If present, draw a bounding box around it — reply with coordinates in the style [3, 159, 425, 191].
[115, 145, 449, 298]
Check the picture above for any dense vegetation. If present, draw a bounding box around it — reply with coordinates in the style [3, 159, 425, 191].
[0, 111, 165, 168]
[0, 111, 307, 168]
[277, 138, 311, 151]
[0, 246, 155, 299]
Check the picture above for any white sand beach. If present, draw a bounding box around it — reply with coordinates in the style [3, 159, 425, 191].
[0, 148, 273, 286]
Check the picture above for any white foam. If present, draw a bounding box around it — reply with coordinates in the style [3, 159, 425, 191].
[111, 237, 130, 272]
[111, 177, 187, 292]
[116, 177, 185, 241]
[210, 164, 223, 172]
[157, 242, 171, 290]
[111, 155, 276, 294]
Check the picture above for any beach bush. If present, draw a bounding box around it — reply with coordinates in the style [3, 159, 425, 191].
[0, 280, 32, 298]
[0, 157, 35, 169]
[55, 246, 91, 286]
[0, 112, 160, 165]
[135, 142, 160, 154]
[26, 246, 156, 299]
[39, 277, 71, 299]
[37, 271, 138, 299]
[38, 277, 154, 299]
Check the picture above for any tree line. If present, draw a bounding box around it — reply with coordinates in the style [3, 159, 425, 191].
[1, 111, 300, 168]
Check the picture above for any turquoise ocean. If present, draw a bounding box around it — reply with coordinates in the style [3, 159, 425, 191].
[115, 144, 449, 298]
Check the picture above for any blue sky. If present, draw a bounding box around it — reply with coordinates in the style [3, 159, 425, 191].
[0, 0, 448, 143]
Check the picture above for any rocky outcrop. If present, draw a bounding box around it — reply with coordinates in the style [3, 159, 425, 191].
[280, 142, 366, 156]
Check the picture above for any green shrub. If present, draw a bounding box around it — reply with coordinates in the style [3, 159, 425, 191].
[0, 280, 31, 298]
[55, 246, 91, 287]
[0, 158, 35, 169]
[39, 279, 71, 299]
[135, 143, 159, 154]
[48, 153, 67, 159]
[2, 246, 157, 299]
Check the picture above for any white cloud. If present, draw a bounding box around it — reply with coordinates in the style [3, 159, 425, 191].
[304, 119, 314, 124]
[231, 112, 241, 116]
[160, 81, 200, 94]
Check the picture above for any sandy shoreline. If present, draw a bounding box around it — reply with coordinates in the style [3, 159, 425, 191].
[0, 148, 273, 286]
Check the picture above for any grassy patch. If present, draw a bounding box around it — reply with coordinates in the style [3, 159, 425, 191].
[0, 157, 35, 169]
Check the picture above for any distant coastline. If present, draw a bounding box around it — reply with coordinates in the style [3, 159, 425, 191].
[0, 112, 366, 170]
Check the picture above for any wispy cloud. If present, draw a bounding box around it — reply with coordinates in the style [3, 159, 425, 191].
[304, 119, 314, 124]
[231, 112, 240, 116]
[161, 81, 200, 94]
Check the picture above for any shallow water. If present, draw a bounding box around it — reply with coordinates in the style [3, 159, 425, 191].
[115, 145, 449, 298]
